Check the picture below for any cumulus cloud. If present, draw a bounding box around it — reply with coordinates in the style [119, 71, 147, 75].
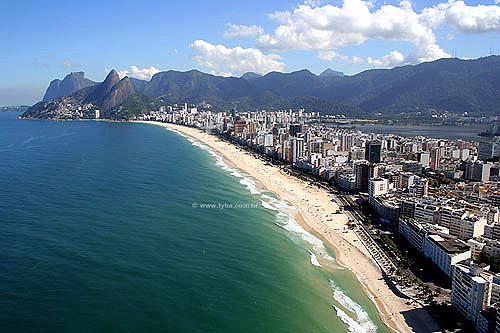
[190, 40, 285, 75]
[318, 50, 364, 63]
[420, 1, 500, 34]
[367, 50, 406, 67]
[257, 0, 450, 63]
[116, 66, 160, 80]
[223, 23, 264, 39]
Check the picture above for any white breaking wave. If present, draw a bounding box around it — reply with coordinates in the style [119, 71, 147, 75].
[330, 280, 377, 333]
[239, 177, 260, 195]
[309, 250, 322, 267]
[333, 305, 367, 333]
[261, 200, 279, 211]
[280, 215, 335, 263]
[262, 194, 335, 264]
[231, 170, 243, 178]
[177, 133, 262, 197]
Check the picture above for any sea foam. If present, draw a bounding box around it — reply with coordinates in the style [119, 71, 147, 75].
[239, 178, 260, 194]
[309, 250, 322, 267]
[330, 280, 377, 333]
[333, 305, 367, 333]
[262, 194, 335, 264]
[182, 134, 261, 196]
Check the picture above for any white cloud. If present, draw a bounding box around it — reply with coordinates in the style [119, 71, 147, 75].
[350, 56, 364, 64]
[209, 70, 233, 77]
[318, 50, 346, 61]
[257, 0, 450, 63]
[367, 50, 406, 67]
[224, 23, 264, 39]
[317, 50, 364, 63]
[266, 10, 291, 24]
[117, 66, 160, 80]
[420, 1, 500, 34]
[190, 40, 285, 75]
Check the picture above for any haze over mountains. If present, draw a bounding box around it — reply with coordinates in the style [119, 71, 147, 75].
[27, 56, 500, 120]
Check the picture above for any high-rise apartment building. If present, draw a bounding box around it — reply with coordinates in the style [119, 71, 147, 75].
[365, 141, 382, 163]
[431, 147, 440, 170]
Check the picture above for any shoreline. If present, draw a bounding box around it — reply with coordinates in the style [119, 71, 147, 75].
[138, 121, 440, 333]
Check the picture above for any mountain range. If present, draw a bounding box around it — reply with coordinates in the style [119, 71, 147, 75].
[25, 56, 500, 120]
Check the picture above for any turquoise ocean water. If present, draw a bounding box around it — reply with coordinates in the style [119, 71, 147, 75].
[0, 112, 391, 332]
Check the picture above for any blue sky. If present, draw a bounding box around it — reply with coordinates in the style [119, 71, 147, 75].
[1, 0, 499, 105]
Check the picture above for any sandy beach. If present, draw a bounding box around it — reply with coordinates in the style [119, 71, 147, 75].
[141, 121, 440, 333]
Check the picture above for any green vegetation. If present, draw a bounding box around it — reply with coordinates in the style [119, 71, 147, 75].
[26, 55, 500, 119]
[380, 234, 403, 259]
[142, 56, 500, 115]
[478, 252, 500, 273]
[106, 93, 166, 120]
[423, 172, 456, 187]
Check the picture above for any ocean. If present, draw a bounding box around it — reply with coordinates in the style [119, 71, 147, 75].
[0, 112, 390, 332]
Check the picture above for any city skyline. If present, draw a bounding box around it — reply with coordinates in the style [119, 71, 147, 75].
[2, 0, 500, 105]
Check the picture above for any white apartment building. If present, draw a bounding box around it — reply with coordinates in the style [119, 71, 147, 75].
[264, 134, 273, 147]
[399, 218, 469, 277]
[468, 239, 486, 261]
[414, 202, 440, 224]
[451, 263, 492, 323]
[449, 212, 486, 241]
[424, 234, 471, 277]
[399, 218, 427, 252]
[369, 178, 389, 197]
[440, 206, 464, 229]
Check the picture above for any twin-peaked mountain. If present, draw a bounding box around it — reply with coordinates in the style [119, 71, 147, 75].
[24, 70, 163, 119]
[83, 70, 134, 110]
[25, 56, 500, 120]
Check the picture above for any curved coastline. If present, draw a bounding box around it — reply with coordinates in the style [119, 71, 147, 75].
[138, 121, 440, 333]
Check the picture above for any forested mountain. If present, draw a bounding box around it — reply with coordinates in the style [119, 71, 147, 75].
[33, 56, 500, 118]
